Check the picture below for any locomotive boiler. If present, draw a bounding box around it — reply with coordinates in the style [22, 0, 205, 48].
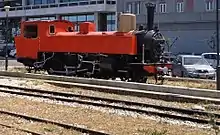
[14, 2, 171, 83]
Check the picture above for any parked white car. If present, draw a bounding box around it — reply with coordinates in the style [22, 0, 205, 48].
[201, 52, 220, 69]
[9, 49, 16, 58]
[172, 55, 216, 79]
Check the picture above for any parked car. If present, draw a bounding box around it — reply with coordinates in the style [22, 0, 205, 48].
[171, 55, 215, 79]
[0, 45, 15, 57]
[9, 49, 16, 58]
[201, 52, 220, 69]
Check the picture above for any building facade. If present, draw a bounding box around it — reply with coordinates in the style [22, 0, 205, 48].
[117, 0, 219, 54]
[0, 0, 116, 44]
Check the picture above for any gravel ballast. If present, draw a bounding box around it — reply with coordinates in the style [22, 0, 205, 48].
[0, 91, 217, 135]
[0, 77, 218, 113]
[0, 113, 80, 135]
[0, 77, 218, 134]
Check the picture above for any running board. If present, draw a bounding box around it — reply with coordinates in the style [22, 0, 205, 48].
[48, 68, 88, 75]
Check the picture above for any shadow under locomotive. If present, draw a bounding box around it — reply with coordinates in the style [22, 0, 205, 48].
[14, 2, 171, 84]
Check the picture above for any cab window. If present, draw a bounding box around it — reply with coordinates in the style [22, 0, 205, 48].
[67, 26, 74, 32]
[49, 25, 55, 34]
[24, 24, 38, 38]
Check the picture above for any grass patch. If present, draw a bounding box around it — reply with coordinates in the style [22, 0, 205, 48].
[137, 128, 168, 135]
[8, 67, 28, 73]
[8, 67, 47, 74]
[147, 77, 215, 89]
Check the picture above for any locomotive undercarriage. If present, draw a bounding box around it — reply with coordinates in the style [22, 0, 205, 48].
[29, 52, 148, 83]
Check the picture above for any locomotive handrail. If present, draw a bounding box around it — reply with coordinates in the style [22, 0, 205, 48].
[0, 0, 116, 12]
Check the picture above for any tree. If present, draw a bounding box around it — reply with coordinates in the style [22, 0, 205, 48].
[207, 32, 216, 52]
[165, 37, 179, 52]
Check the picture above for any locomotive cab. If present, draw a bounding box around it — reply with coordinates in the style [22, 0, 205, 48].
[14, 20, 74, 66]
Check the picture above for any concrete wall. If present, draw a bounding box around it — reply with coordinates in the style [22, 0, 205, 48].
[161, 30, 214, 54]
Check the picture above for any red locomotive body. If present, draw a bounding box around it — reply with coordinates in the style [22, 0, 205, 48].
[14, 2, 171, 83]
[42, 26, 137, 55]
[15, 21, 137, 59]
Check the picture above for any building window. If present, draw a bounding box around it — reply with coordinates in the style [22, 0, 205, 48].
[205, 1, 214, 11]
[26, 0, 55, 5]
[34, 0, 42, 4]
[47, 0, 55, 4]
[177, 2, 184, 12]
[61, 14, 95, 31]
[107, 13, 115, 31]
[159, 3, 167, 13]
[87, 15, 94, 21]
[134, 2, 141, 15]
[68, 16, 77, 22]
[78, 15, 86, 22]
[126, 2, 132, 13]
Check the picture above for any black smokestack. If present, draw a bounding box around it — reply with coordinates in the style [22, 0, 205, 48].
[145, 2, 156, 31]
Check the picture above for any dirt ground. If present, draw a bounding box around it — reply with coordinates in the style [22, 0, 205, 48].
[0, 113, 81, 135]
[0, 95, 216, 135]
[147, 77, 215, 89]
[0, 125, 27, 135]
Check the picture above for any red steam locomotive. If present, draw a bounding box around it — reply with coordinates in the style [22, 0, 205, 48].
[14, 2, 171, 83]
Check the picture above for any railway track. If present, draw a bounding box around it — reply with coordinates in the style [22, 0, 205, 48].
[0, 71, 219, 104]
[0, 84, 219, 126]
[0, 122, 43, 135]
[46, 81, 220, 104]
[0, 109, 109, 135]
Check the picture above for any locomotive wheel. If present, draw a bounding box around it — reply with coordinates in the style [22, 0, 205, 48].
[26, 67, 34, 73]
[130, 70, 147, 83]
[120, 77, 129, 81]
[46, 59, 66, 75]
[130, 73, 140, 83]
[138, 76, 147, 83]
[111, 77, 116, 80]
[120, 77, 126, 81]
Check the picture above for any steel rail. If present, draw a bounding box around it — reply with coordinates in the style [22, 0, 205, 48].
[0, 71, 218, 100]
[0, 109, 109, 135]
[0, 84, 219, 119]
[0, 74, 219, 105]
[0, 122, 43, 135]
[46, 81, 220, 104]
[0, 72, 220, 105]
[0, 85, 219, 125]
